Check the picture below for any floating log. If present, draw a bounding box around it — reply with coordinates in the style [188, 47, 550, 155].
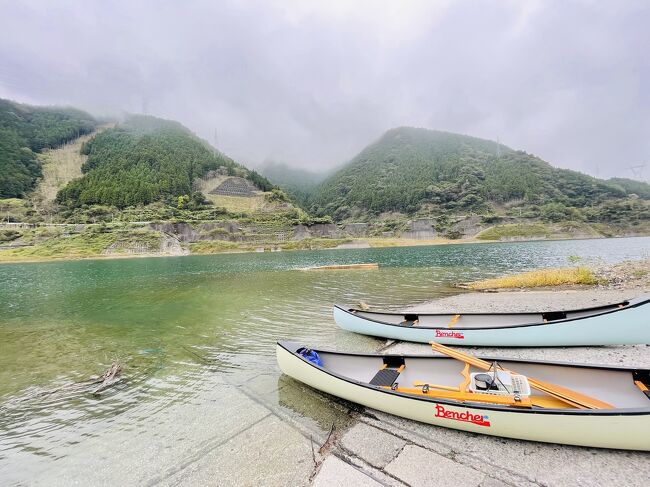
[13, 362, 124, 402]
[300, 263, 379, 271]
[91, 363, 122, 395]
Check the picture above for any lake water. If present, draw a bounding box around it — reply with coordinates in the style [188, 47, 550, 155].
[0, 237, 648, 484]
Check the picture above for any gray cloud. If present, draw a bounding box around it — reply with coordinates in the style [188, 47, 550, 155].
[0, 0, 648, 179]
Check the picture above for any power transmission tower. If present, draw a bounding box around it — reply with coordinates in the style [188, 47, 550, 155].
[626, 164, 647, 181]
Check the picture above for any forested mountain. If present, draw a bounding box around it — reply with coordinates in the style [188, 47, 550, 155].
[0, 99, 97, 197]
[2, 98, 647, 229]
[606, 177, 650, 199]
[258, 161, 328, 205]
[57, 115, 273, 208]
[309, 127, 648, 222]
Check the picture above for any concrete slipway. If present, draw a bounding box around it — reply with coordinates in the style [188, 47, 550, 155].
[25, 290, 649, 487]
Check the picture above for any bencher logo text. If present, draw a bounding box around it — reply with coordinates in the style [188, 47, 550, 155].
[435, 404, 491, 427]
[435, 330, 464, 339]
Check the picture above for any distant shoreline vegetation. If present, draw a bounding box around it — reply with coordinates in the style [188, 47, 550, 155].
[1, 99, 648, 252]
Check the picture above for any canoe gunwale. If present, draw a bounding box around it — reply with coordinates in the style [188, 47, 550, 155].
[334, 295, 650, 332]
[277, 341, 650, 417]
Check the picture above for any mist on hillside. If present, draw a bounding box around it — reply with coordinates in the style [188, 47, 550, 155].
[1, 1, 648, 180]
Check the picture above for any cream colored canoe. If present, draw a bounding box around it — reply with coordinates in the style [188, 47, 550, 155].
[276, 341, 650, 450]
[334, 295, 650, 346]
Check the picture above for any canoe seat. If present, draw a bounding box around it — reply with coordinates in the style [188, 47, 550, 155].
[370, 368, 401, 386]
[400, 314, 419, 327]
[370, 357, 405, 387]
[541, 311, 567, 321]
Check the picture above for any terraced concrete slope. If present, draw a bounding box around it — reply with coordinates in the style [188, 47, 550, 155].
[56, 115, 274, 209]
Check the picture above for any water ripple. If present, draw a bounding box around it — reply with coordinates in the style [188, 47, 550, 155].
[0, 237, 648, 479]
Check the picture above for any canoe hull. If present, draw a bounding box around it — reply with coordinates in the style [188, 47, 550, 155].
[333, 304, 650, 346]
[277, 343, 650, 450]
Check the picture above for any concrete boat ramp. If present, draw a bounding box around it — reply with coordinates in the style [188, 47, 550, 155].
[21, 290, 650, 487]
[175, 336, 650, 487]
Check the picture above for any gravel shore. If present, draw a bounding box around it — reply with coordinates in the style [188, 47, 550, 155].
[591, 258, 650, 290]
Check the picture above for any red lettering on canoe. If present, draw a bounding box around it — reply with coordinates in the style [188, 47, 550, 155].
[435, 330, 465, 339]
[435, 404, 491, 427]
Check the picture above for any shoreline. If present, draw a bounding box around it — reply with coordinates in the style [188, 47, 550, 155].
[456, 258, 650, 293]
[1, 233, 648, 265]
[2, 249, 649, 485]
[310, 286, 650, 486]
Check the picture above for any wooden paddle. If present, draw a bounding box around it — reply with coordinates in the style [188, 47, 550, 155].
[430, 342, 614, 410]
[382, 385, 533, 407]
[386, 384, 571, 408]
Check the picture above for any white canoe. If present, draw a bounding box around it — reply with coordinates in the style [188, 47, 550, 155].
[333, 295, 650, 346]
[276, 341, 650, 450]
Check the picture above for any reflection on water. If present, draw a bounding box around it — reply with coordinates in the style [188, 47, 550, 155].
[0, 236, 648, 480]
[275, 374, 358, 433]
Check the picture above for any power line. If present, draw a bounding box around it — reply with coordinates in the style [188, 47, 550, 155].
[626, 163, 647, 181]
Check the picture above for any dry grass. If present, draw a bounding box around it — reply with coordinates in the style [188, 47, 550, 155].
[206, 194, 267, 213]
[467, 267, 600, 290]
[188, 240, 242, 254]
[367, 237, 455, 248]
[32, 124, 113, 204]
[475, 222, 602, 241]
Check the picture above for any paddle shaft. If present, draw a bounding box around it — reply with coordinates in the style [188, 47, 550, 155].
[382, 385, 532, 407]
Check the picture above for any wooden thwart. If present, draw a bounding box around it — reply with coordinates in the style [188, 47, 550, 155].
[447, 314, 461, 328]
[409, 378, 572, 408]
[459, 362, 471, 391]
[383, 385, 533, 407]
[413, 381, 459, 392]
[430, 342, 614, 410]
[386, 384, 573, 408]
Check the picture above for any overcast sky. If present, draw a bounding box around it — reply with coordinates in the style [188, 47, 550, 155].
[1, 0, 648, 179]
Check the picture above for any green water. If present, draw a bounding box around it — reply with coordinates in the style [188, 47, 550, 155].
[0, 237, 648, 482]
